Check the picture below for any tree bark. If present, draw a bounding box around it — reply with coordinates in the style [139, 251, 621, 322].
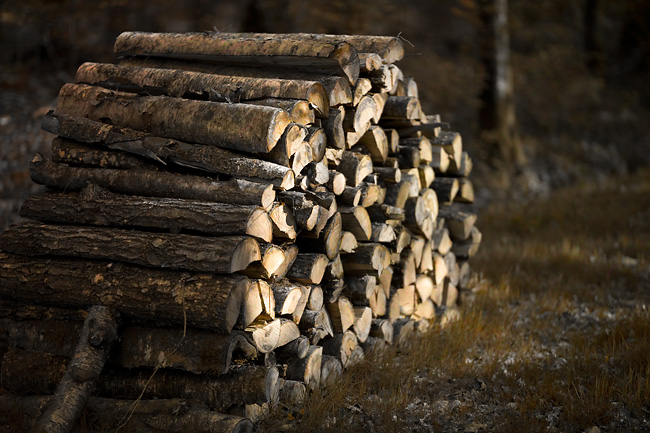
[115, 31, 360, 85]
[286, 253, 329, 285]
[0, 252, 248, 333]
[21, 187, 273, 243]
[285, 345, 322, 391]
[30, 155, 275, 209]
[75, 62, 329, 118]
[33, 305, 119, 433]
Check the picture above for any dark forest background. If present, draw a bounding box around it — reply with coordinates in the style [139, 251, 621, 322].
[1, 0, 649, 203]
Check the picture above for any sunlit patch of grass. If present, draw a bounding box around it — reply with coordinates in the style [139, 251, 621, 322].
[261, 168, 650, 432]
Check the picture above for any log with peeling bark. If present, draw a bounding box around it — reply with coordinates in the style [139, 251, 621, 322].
[0, 395, 253, 433]
[44, 113, 296, 190]
[285, 345, 322, 391]
[286, 253, 328, 285]
[341, 243, 391, 276]
[33, 305, 119, 433]
[21, 187, 273, 243]
[57, 84, 290, 154]
[75, 61, 329, 118]
[115, 31, 360, 85]
[51, 137, 149, 169]
[0, 220, 261, 274]
[0, 252, 248, 333]
[31, 155, 276, 209]
[320, 330, 358, 368]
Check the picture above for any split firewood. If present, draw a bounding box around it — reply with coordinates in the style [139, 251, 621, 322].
[368, 65, 394, 92]
[307, 286, 324, 311]
[323, 106, 346, 149]
[243, 244, 287, 280]
[396, 144, 420, 168]
[402, 170, 422, 198]
[268, 203, 297, 240]
[0, 252, 248, 333]
[447, 151, 473, 177]
[30, 155, 276, 209]
[341, 242, 391, 276]
[442, 280, 460, 307]
[298, 308, 333, 338]
[438, 205, 478, 240]
[418, 165, 435, 188]
[339, 206, 372, 241]
[21, 187, 273, 243]
[298, 212, 342, 260]
[339, 231, 358, 253]
[456, 178, 475, 203]
[382, 96, 421, 120]
[337, 151, 374, 187]
[353, 307, 372, 343]
[431, 146, 451, 173]
[412, 299, 435, 320]
[358, 52, 382, 72]
[271, 282, 302, 317]
[279, 380, 307, 405]
[419, 240, 434, 273]
[285, 345, 323, 391]
[320, 330, 358, 368]
[378, 267, 394, 299]
[393, 251, 417, 288]
[394, 76, 418, 98]
[344, 95, 376, 139]
[356, 125, 389, 163]
[415, 274, 435, 301]
[276, 335, 310, 361]
[250, 318, 295, 353]
[433, 227, 453, 255]
[352, 78, 372, 106]
[458, 261, 471, 289]
[0, 221, 261, 275]
[327, 170, 347, 195]
[286, 253, 329, 285]
[369, 287, 387, 317]
[384, 180, 411, 209]
[75, 61, 329, 118]
[451, 226, 482, 258]
[371, 92, 388, 123]
[366, 204, 405, 223]
[370, 319, 394, 344]
[343, 275, 376, 303]
[57, 84, 290, 154]
[449, 262, 461, 287]
[432, 177, 459, 204]
[51, 137, 149, 169]
[292, 285, 312, 324]
[319, 355, 343, 388]
[307, 126, 327, 161]
[430, 283, 444, 307]
[410, 235, 426, 267]
[339, 186, 362, 207]
[326, 296, 355, 333]
[115, 32, 360, 85]
[433, 254, 449, 285]
[370, 222, 396, 243]
[289, 142, 314, 174]
[432, 130, 463, 162]
[264, 123, 307, 168]
[0, 395, 254, 433]
[32, 305, 119, 433]
[272, 244, 299, 280]
[420, 188, 439, 220]
[116, 327, 257, 375]
[359, 183, 384, 208]
[322, 254, 344, 285]
[394, 226, 412, 255]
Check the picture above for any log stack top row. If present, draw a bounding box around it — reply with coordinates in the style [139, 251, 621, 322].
[0, 31, 481, 432]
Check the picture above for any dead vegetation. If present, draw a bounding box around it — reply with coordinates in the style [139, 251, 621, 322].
[260, 167, 650, 432]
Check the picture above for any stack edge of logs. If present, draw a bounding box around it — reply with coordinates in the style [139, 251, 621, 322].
[0, 32, 481, 433]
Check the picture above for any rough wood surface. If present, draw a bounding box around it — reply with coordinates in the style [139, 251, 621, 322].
[21, 187, 273, 243]
[0, 252, 248, 333]
[76, 62, 329, 117]
[51, 137, 149, 169]
[339, 206, 372, 241]
[0, 220, 260, 274]
[33, 305, 119, 433]
[285, 345, 322, 391]
[30, 155, 275, 209]
[57, 84, 290, 154]
[319, 355, 343, 388]
[341, 243, 391, 276]
[382, 96, 421, 120]
[286, 253, 328, 285]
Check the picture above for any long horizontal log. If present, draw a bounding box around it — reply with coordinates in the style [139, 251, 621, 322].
[75, 62, 329, 117]
[21, 187, 273, 242]
[0, 220, 260, 274]
[30, 155, 275, 209]
[56, 83, 290, 154]
[0, 252, 248, 333]
[121, 57, 354, 107]
[0, 395, 253, 433]
[52, 137, 149, 169]
[115, 31, 359, 85]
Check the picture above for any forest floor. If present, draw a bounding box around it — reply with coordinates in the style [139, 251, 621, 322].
[260, 168, 650, 433]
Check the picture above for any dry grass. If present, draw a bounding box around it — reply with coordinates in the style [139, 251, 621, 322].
[261, 168, 650, 432]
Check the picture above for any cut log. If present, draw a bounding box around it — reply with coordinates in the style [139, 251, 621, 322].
[343, 275, 376, 303]
[323, 106, 346, 149]
[0, 395, 253, 433]
[371, 92, 388, 123]
[236, 279, 272, 326]
[432, 177, 459, 205]
[458, 261, 471, 289]
[339, 206, 372, 241]
[339, 186, 362, 207]
[272, 244, 299, 280]
[21, 187, 273, 243]
[0, 252, 248, 333]
[415, 274, 435, 301]
[370, 222, 396, 243]
[393, 251, 417, 288]
[383, 180, 411, 209]
[419, 239, 435, 273]
[353, 307, 372, 343]
[412, 299, 435, 320]
[358, 52, 382, 72]
[357, 125, 389, 163]
[292, 285, 312, 325]
[447, 151, 473, 177]
[378, 266, 394, 298]
[442, 280, 459, 307]
[320, 330, 358, 368]
[433, 253, 449, 285]
[286, 253, 328, 285]
[337, 151, 373, 187]
[56, 83, 290, 154]
[341, 243, 391, 276]
[276, 335, 310, 361]
[431, 146, 451, 173]
[432, 130, 463, 162]
[456, 178, 475, 203]
[298, 308, 333, 338]
[246, 98, 315, 125]
[326, 296, 355, 333]
[115, 31, 360, 85]
[285, 345, 323, 391]
[419, 165, 436, 189]
[382, 96, 421, 120]
[307, 286, 324, 311]
[52, 137, 149, 169]
[433, 227, 453, 255]
[30, 155, 275, 209]
[438, 205, 477, 240]
[279, 380, 307, 405]
[327, 170, 347, 195]
[242, 244, 286, 280]
[397, 145, 420, 168]
[359, 183, 384, 208]
[402, 170, 422, 198]
[344, 95, 376, 138]
[117, 327, 256, 375]
[352, 78, 372, 106]
[450, 226, 482, 258]
[33, 305, 119, 433]
[373, 166, 401, 183]
[0, 220, 260, 274]
[264, 123, 306, 167]
[268, 203, 297, 240]
[370, 319, 394, 344]
[319, 355, 343, 388]
[75, 61, 329, 118]
[272, 282, 302, 317]
[421, 188, 440, 220]
[366, 204, 405, 222]
[339, 231, 358, 253]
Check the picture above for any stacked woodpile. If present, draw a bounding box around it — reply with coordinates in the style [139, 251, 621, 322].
[0, 32, 481, 432]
